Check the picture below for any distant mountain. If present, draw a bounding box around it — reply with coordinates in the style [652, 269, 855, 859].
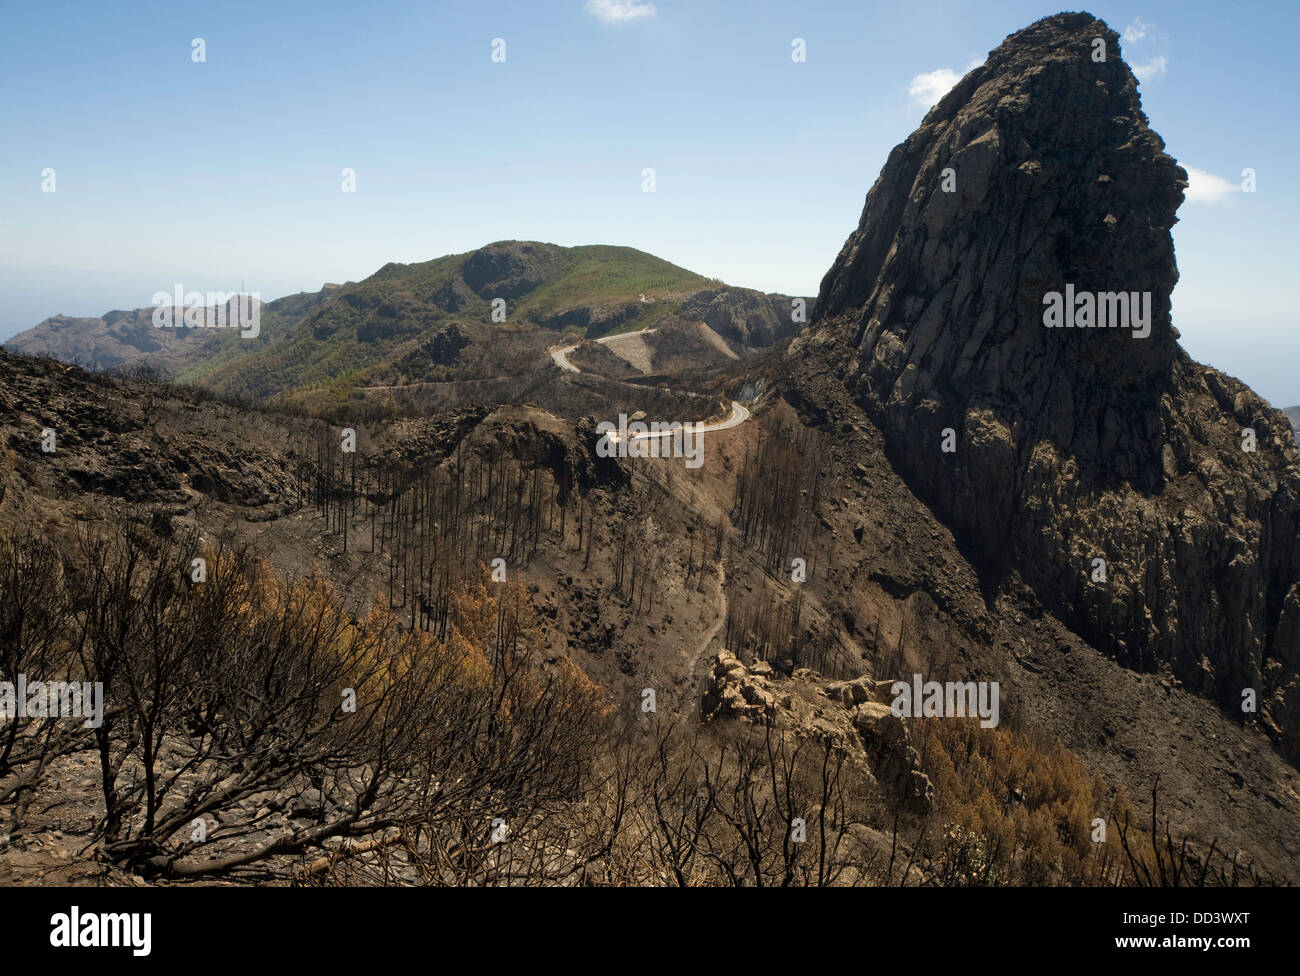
[5, 242, 805, 411]
[1287, 406, 1300, 435]
[4, 284, 343, 375]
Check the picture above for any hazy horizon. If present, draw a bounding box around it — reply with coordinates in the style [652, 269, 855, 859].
[3, 0, 1296, 403]
[5, 240, 1299, 410]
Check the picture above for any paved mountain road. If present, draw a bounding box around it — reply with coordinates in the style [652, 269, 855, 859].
[549, 328, 752, 440]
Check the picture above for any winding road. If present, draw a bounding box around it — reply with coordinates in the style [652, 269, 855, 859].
[550, 328, 657, 374]
[549, 328, 751, 442]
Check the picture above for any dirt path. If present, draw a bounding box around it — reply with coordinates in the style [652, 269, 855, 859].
[693, 560, 728, 671]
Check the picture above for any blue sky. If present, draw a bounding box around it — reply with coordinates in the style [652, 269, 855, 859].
[2, 0, 1297, 404]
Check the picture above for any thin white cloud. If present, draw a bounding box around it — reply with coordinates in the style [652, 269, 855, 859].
[1132, 55, 1168, 82]
[909, 68, 961, 107]
[1123, 18, 1150, 43]
[1184, 167, 1238, 204]
[585, 0, 656, 24]
[908, 58, 983, 108]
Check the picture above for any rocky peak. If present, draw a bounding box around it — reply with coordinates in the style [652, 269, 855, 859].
[793, 12, 1300, 761]
[812, 11, 1185, 483]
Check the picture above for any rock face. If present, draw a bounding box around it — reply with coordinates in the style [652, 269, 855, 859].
[793, 13, 1300, 760]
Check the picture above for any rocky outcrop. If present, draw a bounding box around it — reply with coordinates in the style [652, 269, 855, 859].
[792, 12, 1300, 760]
[702, 649, 778, 721]
[702, 651, 933, 814]
[466, 408, 631, 499]
[460, 241, 567, 300]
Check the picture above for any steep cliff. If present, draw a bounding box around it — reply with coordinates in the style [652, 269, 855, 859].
[792, 11, 1300, 760]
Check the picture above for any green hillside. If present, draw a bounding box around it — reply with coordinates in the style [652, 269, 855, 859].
[186, 241, 722, 406]
[8, 240, 802, 416]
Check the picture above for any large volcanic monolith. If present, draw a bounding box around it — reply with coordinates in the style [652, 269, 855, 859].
[793, 12, 1300, 759]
